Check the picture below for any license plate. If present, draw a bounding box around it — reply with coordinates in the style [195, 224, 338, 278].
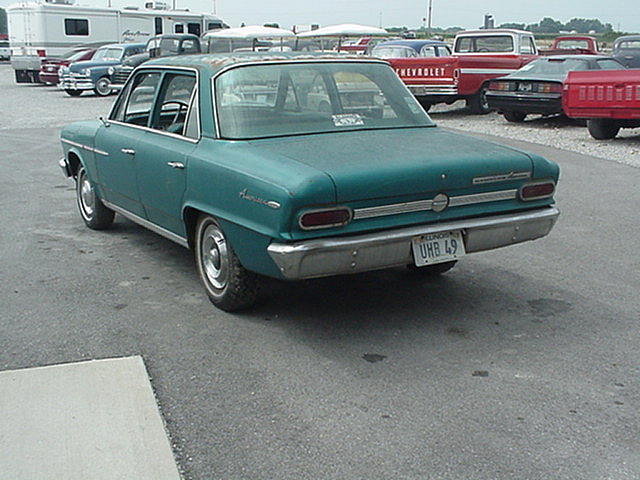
[412, 230, 466, 267]
[518, 82, 533, 92]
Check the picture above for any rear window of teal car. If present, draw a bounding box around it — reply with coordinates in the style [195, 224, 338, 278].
[214, 62, 433, 140]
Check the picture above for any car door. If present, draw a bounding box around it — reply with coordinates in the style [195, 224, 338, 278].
[95, 70, 162, 217]
[133, 71, 198, 236]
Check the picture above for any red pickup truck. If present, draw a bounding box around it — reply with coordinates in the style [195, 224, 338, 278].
[540, 36, 599, 56]
[563, 70, 640, 139]
[389, 29, 539, 113]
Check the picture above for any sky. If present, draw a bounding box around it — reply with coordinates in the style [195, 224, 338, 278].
[2, 0, 639, 32]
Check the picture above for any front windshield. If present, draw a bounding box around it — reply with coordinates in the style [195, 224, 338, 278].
[92, 47, 123, 61]
[214, 62, 433, 140]
[519, 58, 590, 75]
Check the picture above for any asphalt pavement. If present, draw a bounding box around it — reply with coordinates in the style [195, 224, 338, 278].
[1, 64, 639, 479]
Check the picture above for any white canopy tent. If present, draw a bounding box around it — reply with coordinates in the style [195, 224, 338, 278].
[296, 24, 390, 53]
[204, 25, 296, 52]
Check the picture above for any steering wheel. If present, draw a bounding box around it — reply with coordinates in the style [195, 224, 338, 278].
[162, 100, 190, 126]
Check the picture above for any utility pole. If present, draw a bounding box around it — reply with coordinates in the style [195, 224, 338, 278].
[427, 0, 433, 35]
[213, 0, 217, 15]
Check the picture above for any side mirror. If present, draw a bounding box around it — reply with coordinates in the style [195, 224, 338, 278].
[99, 116, 110, 128]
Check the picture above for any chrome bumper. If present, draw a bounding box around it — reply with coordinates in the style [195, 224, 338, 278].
[268, 207, 559, 280]
[59, 76, 94, 90]
[408, 84, 459, 96]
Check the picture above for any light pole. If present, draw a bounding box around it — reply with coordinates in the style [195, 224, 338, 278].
[427, 0, 433, 35]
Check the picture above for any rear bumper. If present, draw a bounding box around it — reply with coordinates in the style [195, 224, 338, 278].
[487, 92, 562, 115]
[267, 207, 560, 280]
[407, 84, 458, 96]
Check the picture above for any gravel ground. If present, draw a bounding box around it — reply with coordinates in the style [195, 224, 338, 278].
[1, 63, 638, 169]
[0, 64, 114, 130]
[431, 101, 640, 169]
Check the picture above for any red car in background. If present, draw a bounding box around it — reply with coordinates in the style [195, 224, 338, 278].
[563, 69, 640, 139]
[39, 48, 96, 85]
[336, 37, 372, 54]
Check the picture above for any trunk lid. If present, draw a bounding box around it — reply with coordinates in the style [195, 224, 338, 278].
[253, 127, 534, 203]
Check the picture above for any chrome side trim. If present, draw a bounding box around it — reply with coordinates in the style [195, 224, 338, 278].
[353, 200, 433, 220]
[268, 207, 560, 280]
[448, 189, 517, 207]
[101, 199, 189, 249]
[459, 68, 518, 75]
[352, 189, 518, 220]
[61, 138, 109, 156]
[473, 171, 531, 184]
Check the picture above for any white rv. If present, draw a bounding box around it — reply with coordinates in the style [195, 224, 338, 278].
[7, 0, 226, 82]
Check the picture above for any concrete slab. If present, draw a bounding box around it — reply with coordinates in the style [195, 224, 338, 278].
[0, 356, 181, 480]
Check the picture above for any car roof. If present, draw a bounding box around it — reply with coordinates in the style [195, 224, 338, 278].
[373, 39, 448, 50]
[615, 35, 640, 43]
[143, 52, 386, 74]
[153, 34, 200, 40]
[101, 43, 146, 49]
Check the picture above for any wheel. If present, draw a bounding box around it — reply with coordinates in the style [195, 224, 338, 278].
[587, 119, 620, 140]
[195, 215, 259, 312]
[76, 166, 114, 230]
[407, 260, 457, 275]
[93, 76, 112, 96]
[503, 111, 527, 123]
[416, 97, 432, 113]
[467, 85, 492, 114]
[65, 89, 83, 97]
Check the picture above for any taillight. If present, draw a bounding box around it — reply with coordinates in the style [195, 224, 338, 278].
[37, 49, 46, 57]
[299, 207, 352, 230]
[489, 81, 513, 92]
[538, 82, 562, 94]
[519, 181, 556, 201]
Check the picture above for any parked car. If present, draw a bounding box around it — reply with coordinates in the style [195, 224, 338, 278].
[109, 34, 201, 91]
[388, 29, 539, 113]
[58, 43, 145, 96]
[563, 69, 640, 139]
[539, 36, 599, 56]
[336, 37, 372, 54]
[370, 39, 451, 59]
[59, 53, 560, 311]
[0, 39, 10, 61]
[487, 55, 625, 123]
[613, 35, 640, 68]
[39, 48, 96, 85]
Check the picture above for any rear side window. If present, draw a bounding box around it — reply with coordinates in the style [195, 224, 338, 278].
[151, 73, 197, 136]
[123, 72, 161, 126]
[64, 19, 89, 36]
[520, 37, 536, 54]
[419, 46, 437, 57]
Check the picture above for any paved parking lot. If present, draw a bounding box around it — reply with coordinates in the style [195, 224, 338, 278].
[1, 64, 639, 479]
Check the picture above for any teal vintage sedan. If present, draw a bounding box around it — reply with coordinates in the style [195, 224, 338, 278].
[59, 53, 560, 311]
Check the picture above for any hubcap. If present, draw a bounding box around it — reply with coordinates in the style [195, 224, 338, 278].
[96, 79, 110, 95]
[79, 171, 95, 217]
[201, 224, 229, 290]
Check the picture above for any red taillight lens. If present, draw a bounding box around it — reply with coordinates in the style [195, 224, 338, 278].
[299, 208, 352, 230]
[538, 82, 562, 94]
[489, 81, 511, 91]
[520, 181, 555, 201]
[37, 49, 46, 57]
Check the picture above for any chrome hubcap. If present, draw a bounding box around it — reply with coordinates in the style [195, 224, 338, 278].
[201, 224, 229, 290]
[79, 172, 95, 217]
[96, 79, 110, 95]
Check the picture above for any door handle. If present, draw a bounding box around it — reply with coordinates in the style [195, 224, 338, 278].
[121, 148, 135, 155]
[167, 161, 185, 169]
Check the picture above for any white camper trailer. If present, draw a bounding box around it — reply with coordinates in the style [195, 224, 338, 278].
[7, 0, 226, 82]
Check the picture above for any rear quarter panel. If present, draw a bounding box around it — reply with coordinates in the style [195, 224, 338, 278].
[388, 56, 458, 89]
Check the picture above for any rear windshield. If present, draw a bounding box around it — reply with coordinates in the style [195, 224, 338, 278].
[214, 62, 433, 140]
[456, 35, 514, 53]
[555, 39, 591, 50]
[67, 50, 90, 62]
[519, 58, 590, 74]
[597, 59, 625, 70]
[371, 45, 417, 58]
